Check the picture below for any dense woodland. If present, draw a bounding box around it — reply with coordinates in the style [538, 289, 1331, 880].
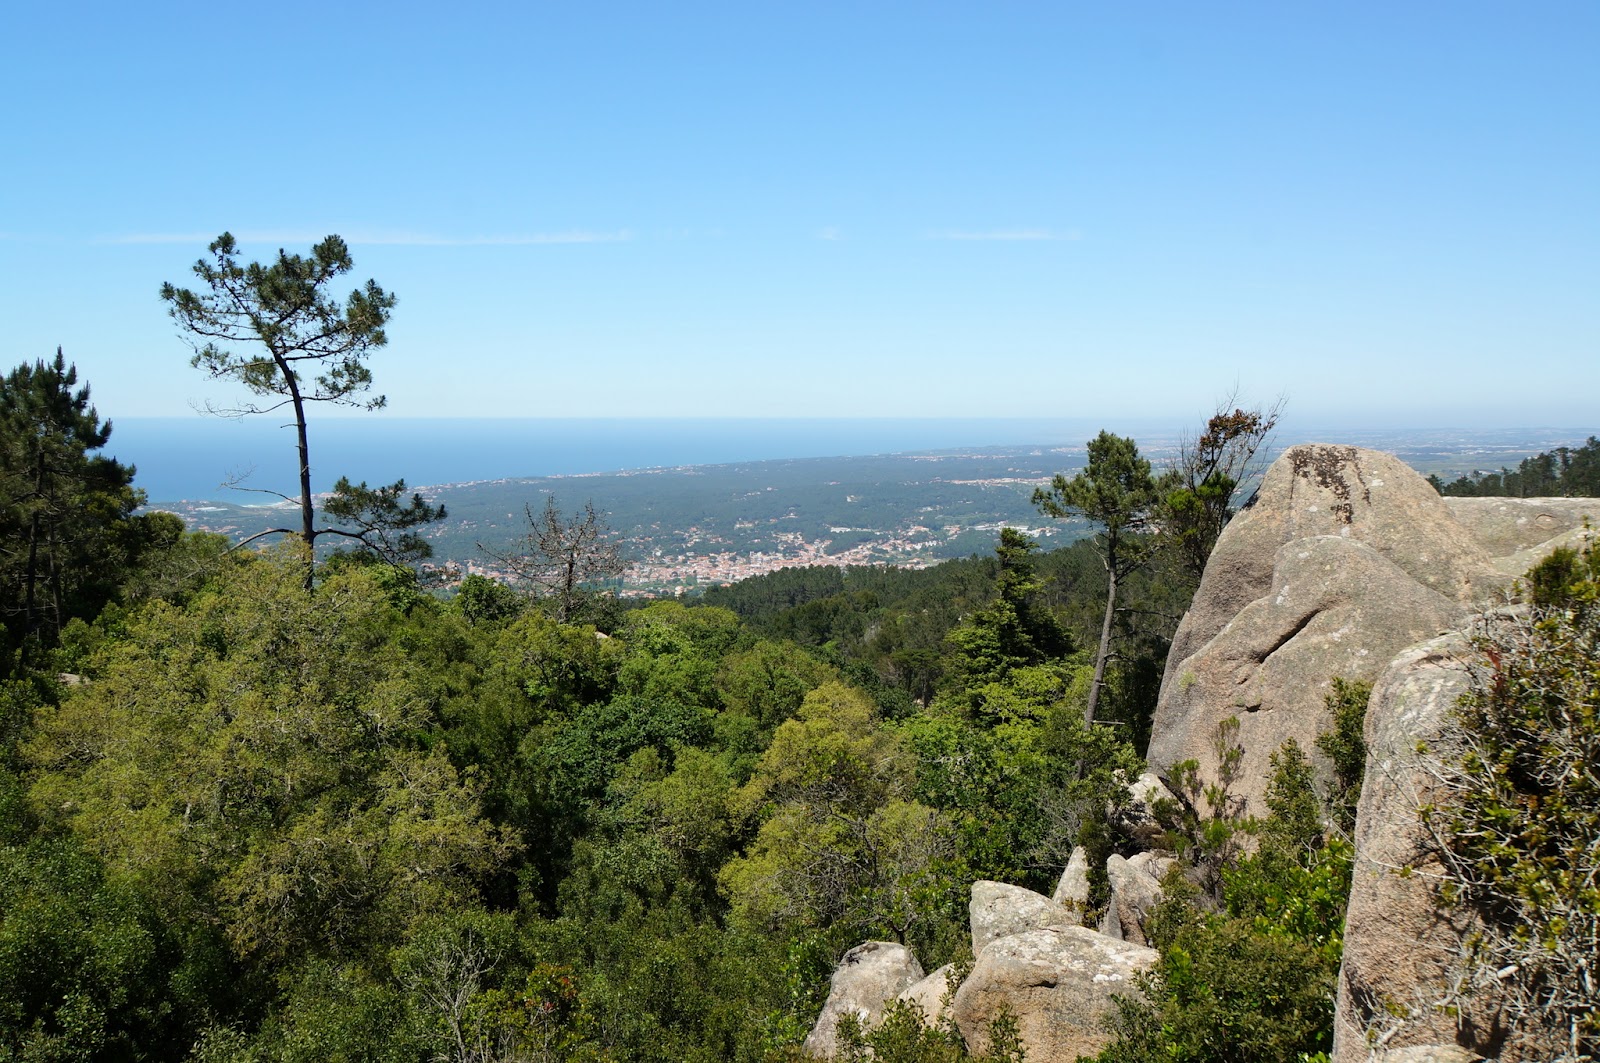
[1429, 436, 1600, 497]
[4, 237, 1592, 1061]
[0, 341, 1351, 1061]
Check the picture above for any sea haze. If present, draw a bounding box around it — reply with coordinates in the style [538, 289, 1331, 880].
[113, 416, 1162, 504]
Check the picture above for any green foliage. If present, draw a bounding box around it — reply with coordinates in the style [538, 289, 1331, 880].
[113, 512, 231, 609]
[161, 232, 395, 413]
[514, 904, 792, 1062]
[905, 663, 1138, 895]
[1099, 735, 1353, 1063]
[835, 999, 1027, 1063]
[1096, 914, 1338, 1063]
[1033, 431, 1160, 724]
[161, 233, 444, 579]
[0, 837, 225, 1060]
[721, 682, 963, 952]
[1224, 743, 1354, 967]
[1160, 717, 1248, 899]
[1525, 536, 1600, 609]
[24, 552, 515, 965]
[1315, 678, 1371, 834]
[321, 475, 447, 566]
[1421, 537, 1600, 1058]
[0, 392, 1200, 1060]
[699, 535, 1182, 753]
[713, 637, 842, 763]
[0, 351, 147, 671]
[451, 572, 526, 625]
[1158, 399, 1280, 587]
[941, 529, 1073, 695]
[606, 745, 738, 903]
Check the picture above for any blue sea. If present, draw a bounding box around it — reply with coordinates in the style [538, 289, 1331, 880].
[111, 417, 1172, 503]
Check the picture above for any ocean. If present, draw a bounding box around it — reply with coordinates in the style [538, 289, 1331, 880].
[111, 416, 1171, 503]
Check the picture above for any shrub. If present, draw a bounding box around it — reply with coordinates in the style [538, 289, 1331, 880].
[1421, 536, 1599, 1061]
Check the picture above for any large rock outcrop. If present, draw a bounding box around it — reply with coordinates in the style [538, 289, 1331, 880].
[1444, 495, 1596, 577]
[1331, 633, 1490, 1061]
[1443, 496, 1595, 559]
[1163, 446, 1502, 674]
[803, 941, 924, 1058]
[952, 926, 1156, 1063]
[1145, 443, 1594, 1058]
[1150, 445, 1512, 816]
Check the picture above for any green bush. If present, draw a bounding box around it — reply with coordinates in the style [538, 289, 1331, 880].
[1095, 732, 1356, 1063]
[1421, 536, 1599, 1060]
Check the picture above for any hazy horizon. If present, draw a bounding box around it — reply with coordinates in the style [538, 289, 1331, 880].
[111, 415, 1594, 505]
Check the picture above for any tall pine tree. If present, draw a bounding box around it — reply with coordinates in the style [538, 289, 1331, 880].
[0, 350, 143, 669]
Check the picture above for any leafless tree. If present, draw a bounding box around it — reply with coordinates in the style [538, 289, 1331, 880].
[480, 497, 626, 623]
[1160, 391, 1285, 585]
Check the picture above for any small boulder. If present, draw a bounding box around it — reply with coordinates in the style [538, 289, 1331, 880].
[896, 963, 957, 1028]
[1126, 851, 1176, 881]
[952, 926, 1157, 1063]
[1101, 854, 1167, 945]
[803, 941, 925, 1058]
[1116, 771, 1177, 846]
[970, 881, 1076, 954]
[1050, 846, 1090, 911]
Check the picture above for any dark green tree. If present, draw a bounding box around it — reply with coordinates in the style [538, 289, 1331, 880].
[0, 351, 146, 667]
[1033, 431, 1158, 725]
[160, 233, 443, 584]
[944, 528, 1072, 696]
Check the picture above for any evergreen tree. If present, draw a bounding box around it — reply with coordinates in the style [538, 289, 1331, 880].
[1033, 432, 1159, 725]
[944, 528, 1072, 694]
[161, 233, 443, 585]
[1158, 398, 1281, 586]
[0, 350, 144, 668]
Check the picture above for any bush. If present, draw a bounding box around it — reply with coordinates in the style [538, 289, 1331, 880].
[1095, 730, 1356, 1063]
[1421, 536, 1600, 1061]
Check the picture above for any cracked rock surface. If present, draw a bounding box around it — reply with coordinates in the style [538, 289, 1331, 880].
[1149, 445, 1511, 817]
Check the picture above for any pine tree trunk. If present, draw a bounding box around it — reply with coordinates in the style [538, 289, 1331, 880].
[277, 354, 317, 590]
[1087, 562, 1118, 726]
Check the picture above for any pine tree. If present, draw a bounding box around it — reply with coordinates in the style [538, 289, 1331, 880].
[0, 350, 143, 667]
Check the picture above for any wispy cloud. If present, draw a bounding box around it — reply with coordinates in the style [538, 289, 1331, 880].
[926, 228, 1080, 242]
[359, 230, 635, 246]
[101, 229, 635, 247]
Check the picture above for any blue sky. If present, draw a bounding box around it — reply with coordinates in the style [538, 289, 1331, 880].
[3, 3, 1596, 428]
